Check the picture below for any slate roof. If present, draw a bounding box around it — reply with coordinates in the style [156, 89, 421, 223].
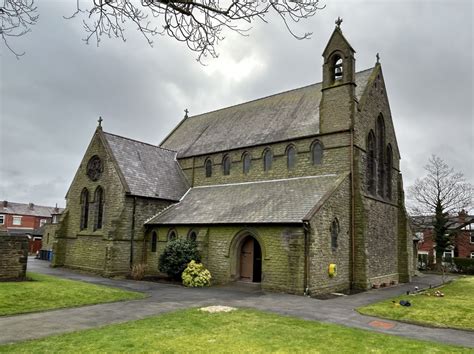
[161, 68, 374, 158]
[1, 202, 63, 217]
[147, 174, 343, 225]
[103, 132, 189, 201]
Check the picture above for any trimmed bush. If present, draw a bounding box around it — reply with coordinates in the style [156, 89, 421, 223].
[453, 257, 474, 274]
[159, 239, 200, 280]
[182, 260, 212, 287]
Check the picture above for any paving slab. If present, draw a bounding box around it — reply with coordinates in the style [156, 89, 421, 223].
[0, 259, 472, 348]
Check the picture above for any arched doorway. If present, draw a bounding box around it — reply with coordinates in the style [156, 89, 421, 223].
[239, 236, 262, 282]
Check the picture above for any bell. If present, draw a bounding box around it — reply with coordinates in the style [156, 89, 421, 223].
[335, 66, 343, 78]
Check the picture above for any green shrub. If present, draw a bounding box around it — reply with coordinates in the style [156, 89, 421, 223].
[159, 239, 200, 280]
[182, 260, 212, 287]
[453, 257, 474, 274]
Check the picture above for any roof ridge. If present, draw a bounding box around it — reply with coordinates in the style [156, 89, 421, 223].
[194, 174, 338, 189]
[103, 131, 177, 153]
[186, 68, 374, 120]
[3, 201, 62, 209]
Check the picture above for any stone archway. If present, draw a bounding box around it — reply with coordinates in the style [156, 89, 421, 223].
[228, 230, 266, 283]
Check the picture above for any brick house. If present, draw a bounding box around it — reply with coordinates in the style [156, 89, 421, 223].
[414, 211, 474, 269]
[0, 201, 63, 254]
[46, 23, 414, 295]
[0, 201, 62, 235]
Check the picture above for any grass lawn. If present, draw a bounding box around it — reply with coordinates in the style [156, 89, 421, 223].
[0, 272, 146, 316]
[0, 308, 470, 353]
[358, 276, 474, 331]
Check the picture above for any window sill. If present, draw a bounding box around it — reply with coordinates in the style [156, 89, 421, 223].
[78, 230, 104, 237]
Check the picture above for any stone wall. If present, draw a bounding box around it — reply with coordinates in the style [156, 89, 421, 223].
[178, 134, 351, 187]
[351, 66, 411, 288]
[308, 174, 351, 295]
[146, 224, 306, 294]
[0, 235, 28, 281]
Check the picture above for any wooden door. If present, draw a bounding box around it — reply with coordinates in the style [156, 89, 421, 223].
[240, 238, 254, 281]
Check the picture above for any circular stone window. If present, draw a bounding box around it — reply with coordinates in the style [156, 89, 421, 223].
[87, 155, 103, 181]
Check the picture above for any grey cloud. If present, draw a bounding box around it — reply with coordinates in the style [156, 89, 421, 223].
[0, 0, 472, 208]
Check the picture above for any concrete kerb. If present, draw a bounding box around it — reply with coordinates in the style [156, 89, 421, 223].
[0, 259, 472, 348]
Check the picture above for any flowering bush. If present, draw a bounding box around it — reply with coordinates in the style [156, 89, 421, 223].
[182, 260, 212, 287]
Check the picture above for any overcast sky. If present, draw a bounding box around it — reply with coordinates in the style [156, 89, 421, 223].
[0, 0, 472, 209]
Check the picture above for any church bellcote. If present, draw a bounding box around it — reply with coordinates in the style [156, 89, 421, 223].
[319, 18, 356, 134]
[322, 18, 356, 89]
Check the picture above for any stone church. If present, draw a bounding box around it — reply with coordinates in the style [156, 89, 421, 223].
[46, 23, 414, 295]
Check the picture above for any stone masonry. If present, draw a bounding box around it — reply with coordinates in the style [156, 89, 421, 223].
[0, 235, 28, 281]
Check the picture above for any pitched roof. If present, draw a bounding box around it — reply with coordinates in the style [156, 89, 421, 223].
[103, 132, 189, 201]
[161, 68, 374, 158]
[147, 174, 343, 225]
[411, 215, 474, 231]
[1, 202, 62, 217]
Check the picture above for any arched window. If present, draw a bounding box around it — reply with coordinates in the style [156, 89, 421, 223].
[385, 144, 393, 200]
[242, 152, 251, 175]
[334, 57, 343, 81]
[168, 229, 177, 241]
[367, 131, 376, 195]
[205, 158, 212, 178]
[311, 140, 323, 165]
[188, 230, 197, 242]
[376, 115, 385, 197]
[222, 155, 231, 176]
[80, 188, 89, 230]
[151, 231, 157, 252]
[94, 186, 104, 230]
[330, 218, 340, 251]
[263, 148, 273, 172]
[286, 145, 296, 170]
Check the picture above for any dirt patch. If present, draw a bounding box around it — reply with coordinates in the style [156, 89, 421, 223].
[200, 306, 237, 313]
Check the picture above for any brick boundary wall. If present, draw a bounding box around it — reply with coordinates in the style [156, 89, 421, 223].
[0, 235, 29, 281]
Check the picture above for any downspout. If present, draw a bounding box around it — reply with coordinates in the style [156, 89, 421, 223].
[130, 196, 137, 269]
[350, 121, 356, 289]
[303, 221, 310, 295]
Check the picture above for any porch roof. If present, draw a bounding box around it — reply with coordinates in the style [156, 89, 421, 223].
[146, 174, 342, 225]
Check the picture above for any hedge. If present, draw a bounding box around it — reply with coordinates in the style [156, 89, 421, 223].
[453, 257, 474, 274]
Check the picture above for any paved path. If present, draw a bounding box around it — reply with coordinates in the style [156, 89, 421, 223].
[0, 259, 472, 348]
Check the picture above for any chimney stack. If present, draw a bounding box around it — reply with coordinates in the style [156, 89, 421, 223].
[2, 201, 7, 207]
[29, 203, 34, 210]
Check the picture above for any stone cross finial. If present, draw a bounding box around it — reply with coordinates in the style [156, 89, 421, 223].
[98, 116, 103, 127]
[335, 17, 343, 27]
[376, 53, 380, 64]
[184, 108, 189, 118]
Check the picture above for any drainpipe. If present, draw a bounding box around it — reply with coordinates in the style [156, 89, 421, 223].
[130, 197, 137, 269]
[303, 221, 310, 295]
[350, 124, 356, 289]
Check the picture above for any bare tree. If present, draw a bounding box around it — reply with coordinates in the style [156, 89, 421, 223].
[409, 155, 473, 270]
[2, 0, 324, 61]
[0, 0, 38, 58]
